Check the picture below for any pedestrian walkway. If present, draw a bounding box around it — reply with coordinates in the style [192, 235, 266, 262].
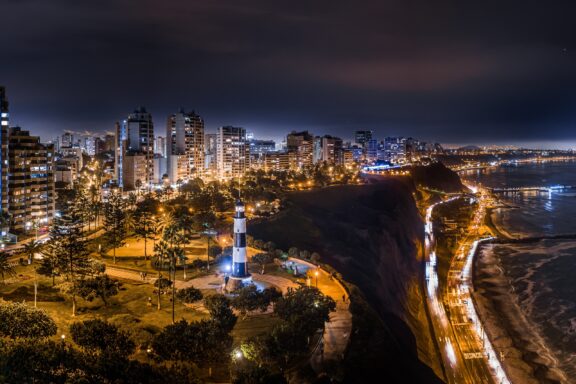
[288, 258, 352, 368]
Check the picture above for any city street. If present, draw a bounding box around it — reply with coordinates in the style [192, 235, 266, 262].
[425, 190, 510, 384]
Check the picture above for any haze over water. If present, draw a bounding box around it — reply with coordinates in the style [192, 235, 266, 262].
[465, 161, 576, 382]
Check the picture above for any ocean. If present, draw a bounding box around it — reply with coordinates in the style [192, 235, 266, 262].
[463, 161, 576, 383]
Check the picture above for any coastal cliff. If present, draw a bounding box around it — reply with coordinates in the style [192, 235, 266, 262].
[250, 178, 444, 382]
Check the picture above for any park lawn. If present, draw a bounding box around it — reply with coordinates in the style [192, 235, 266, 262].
[101, 236, 208, 260]
[0, 264, 208, 346]
[231, 312, 281, 342]
[251, 262, 304, 283]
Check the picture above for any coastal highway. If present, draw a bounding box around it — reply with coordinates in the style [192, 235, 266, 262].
[425, 189, 510, 384]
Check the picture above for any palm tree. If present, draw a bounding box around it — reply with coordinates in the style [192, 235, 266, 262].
[175, 246, 187, 280]
[0, 252, 16, 284]
[153, 240, 171, 311]
[22, 240, 43, 264]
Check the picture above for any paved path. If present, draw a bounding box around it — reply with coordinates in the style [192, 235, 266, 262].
[287, 258, 352, 368]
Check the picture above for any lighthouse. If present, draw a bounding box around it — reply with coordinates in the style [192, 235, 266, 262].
[230, 200, 251, 283]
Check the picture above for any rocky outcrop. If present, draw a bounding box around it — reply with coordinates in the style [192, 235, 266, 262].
[250, 178, 443, 383]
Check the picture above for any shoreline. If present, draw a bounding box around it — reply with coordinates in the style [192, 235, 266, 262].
[472, 241, 568, 384]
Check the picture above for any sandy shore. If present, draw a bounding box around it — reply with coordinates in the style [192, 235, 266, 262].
[473, 244, 568, 384]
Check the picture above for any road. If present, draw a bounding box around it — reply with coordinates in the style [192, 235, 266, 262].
[425, 189, 510, 384]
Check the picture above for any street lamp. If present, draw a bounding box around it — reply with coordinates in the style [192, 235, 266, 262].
[314, 270, 319, 288]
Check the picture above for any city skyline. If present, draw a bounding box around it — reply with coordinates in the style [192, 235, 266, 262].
[2, 1, 576, 148]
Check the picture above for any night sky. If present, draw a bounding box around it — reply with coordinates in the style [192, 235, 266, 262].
[1, 0, 576, 147]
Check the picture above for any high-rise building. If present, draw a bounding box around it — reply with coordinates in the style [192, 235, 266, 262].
[384, 137, 406, 164]
[115, 108, 154, 189]
[7, 127, 55, 233]
[313, 135, 343, 164]
[217, 126, 249, 180]
[204, 133, 217, 178]
[1, 87, 9, 215]
[126, 107, 154, 187]
[83, 136, 96, 156]
[366, 139, 378, 163]
[249, 139, 276, 155]
[0, 88, 55, 235]
[104, 134, 115, 152]
[166, 110, 204, 181]
[354, 130, 373, 147]
[122, 154, 148, 190]
[286, 131, 314, 169]
[154, 136, 166, 157]
[60, 132, 74, 149]
[114, 121, 126, 188]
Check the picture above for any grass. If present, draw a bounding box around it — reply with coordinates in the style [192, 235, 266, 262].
[0, 264, 207, 346]
[1, 262, 281, 346]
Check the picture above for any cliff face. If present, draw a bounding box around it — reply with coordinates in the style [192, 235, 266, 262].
[412, 162, 465, 193]
[250, 178, 443, 382]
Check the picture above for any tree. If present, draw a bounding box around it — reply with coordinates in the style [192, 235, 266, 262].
[0, 339, 88, 383]
[134, 212, 155, 261]
[22, 240, 43, 265]
[103, 191, 127, 264]
[262, 287, 282, 311]
[134, 179, 143, 195]
[0, 251, 15, 284]
[37, 251, 60, 286]
[231, 285, 272, 319]
[287, 247, 299, 258]
[152, 319, 233, 363]
[42, 212, 91, 316]
[153, 240, 171, 311]
[0, 302, 57, 339]
[70, 319, 135, 356]
[177, 286, 203, 304]
[233, 365, 287, 384]
[251, 253, 274, 274]
[208, 244, 222, 258]
[76, 275, 120, 306]
[204, 294, 237, 332]
[310, 252, 321, 264]
[274, 287, 336, 335]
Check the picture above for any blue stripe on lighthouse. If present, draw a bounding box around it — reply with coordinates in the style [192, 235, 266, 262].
[233, 262, 248, 277]
[234, 233, 246, 248]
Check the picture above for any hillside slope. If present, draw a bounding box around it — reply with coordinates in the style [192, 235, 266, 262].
[250, 178, 443, 383]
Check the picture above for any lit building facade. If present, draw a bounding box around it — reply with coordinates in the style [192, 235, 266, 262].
[7, 127, 55, 233]
[286, 131, 314, 169]
[166, 110, 204, 181]
[217, 126, 249, 180]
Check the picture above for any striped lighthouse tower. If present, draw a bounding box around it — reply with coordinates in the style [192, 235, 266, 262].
[231, 199, 251, 281]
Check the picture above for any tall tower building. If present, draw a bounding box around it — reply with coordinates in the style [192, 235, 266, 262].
[154, 136, 166, 157]
[354, 130, 373, 147]
[114, 121, 126, 188]
[0, 87, 9, 215]
[115, 108, 154, 190]
[166, 110, 204, 181]
[286, 131, 314, 169]
[126, 107, 154, 188]
[231, 200, 250, 282]
[204, 133, 217, 178]
[0, 88, 55, 235]
[61, 132, 74, 149]
[7, 127, 55, 233]
[217, 126, 249, 180]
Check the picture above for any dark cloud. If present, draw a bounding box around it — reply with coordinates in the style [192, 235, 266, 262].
[1, 0, 576, 146]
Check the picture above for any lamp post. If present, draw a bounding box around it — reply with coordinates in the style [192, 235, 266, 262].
[314, 270, 319, 288]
